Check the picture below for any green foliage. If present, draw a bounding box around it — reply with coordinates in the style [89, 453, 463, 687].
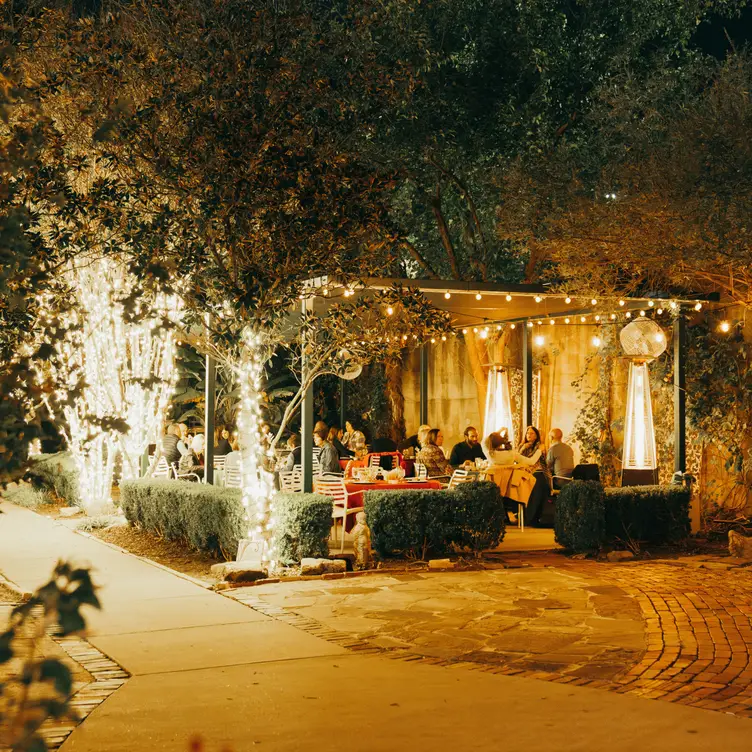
[271, 493, 333, 565]
[554, 481, 607, 553]
[0, 484, 53, 509]
[25, 453, 81, 508]
[120, 480, 244, 559]
[687, 320, 752, 480]
[364, 481, 505, 560]
[605, 486, 691, 545]
[0, 562, 100, 751]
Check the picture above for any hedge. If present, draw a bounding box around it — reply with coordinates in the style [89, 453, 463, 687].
[25, 452, 81, 507]
[120, 479, 245, 558]
[364, 481, 506, 560]
[555, 482, 691, 553]
[554, 481, 606, 552]
[120, 481, 334, 562]
[605, 485, 691, 545]
[271, 493, 333, 565]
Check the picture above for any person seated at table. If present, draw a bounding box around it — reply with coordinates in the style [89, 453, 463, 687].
[314, 428, 341, 475]
[342, 420, 366, 451]
[176, 423, 192, 457]
[371, 435, 398, 453]
[178, 434, 204, 480]
[450, 426, 487, 468]
[516, 426, 551, 527]
[282, 434, 302, 472]
[214, 427, 233, 456]
[158, 424, 182, 466]
[547, 428, 575, 488]
[327, 425, 351, 459]
[398, 424, 431, 456]
[482, 429, 516, 466]
[314, 420, 328, 435]
[344, 441, 369, 478]
[417, 428, 451, 478]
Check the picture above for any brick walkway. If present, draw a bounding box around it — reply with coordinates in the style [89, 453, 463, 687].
[227, 558, 752, 718]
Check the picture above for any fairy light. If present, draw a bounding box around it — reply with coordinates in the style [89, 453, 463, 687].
[534, 295, 543, 303]
[444, 291, 451, 300]
[505, 294, 513, 302]
[565, 318, 570, 324]
[657, 308, 663, 315]
[237, 329, 276, 570]
[626, 312, 632, 318]
[386, 306, 394, 316]
[619, 300, 625, 307]
[41, 258, 182, 510]
[640, 310, 646, 317]
[475, 293, 482, 301]
[694, 302, 703, 311]
[610, 313, 616, 320]
[565, 297, 572, 304]
[580, 316, 586, 323]
[648, 301, 655, 308]
[510, 323, 516, 329]
[527, 322, 533, 328]
[549, 319, 555, 326]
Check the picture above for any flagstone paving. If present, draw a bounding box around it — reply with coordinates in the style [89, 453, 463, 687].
[227, 555, 752, 717]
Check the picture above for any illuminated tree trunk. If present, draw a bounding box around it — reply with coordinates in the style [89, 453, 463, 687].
[385, 357, 406, 442]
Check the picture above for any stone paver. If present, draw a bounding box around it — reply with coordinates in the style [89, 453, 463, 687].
[228, 557, 752, 718]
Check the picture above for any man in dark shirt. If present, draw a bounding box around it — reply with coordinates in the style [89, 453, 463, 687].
[159, 424, 182, 465]
[449, 426, 486, 467]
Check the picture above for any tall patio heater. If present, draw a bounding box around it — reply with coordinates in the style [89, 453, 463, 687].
[619, 319, 667, 486]
[484, 367, 515, 446]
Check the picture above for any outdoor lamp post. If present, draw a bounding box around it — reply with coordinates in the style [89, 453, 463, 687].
[484, 367, 515, 446]
[619, 319, 667, 486]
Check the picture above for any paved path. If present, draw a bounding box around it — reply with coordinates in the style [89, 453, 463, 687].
[2, 501, 752, 751]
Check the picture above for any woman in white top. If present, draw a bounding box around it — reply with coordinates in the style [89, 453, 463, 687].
[516, 425, 551, 527]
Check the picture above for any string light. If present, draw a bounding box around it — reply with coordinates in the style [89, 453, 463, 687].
[444, 291, 451, 300]
[510, 323, 516, 329]
[534, 296, 543, 303]
[595, 315, 601, 322]
[565, 318, 570, 324]
[386, 306, 393, 316]
[527, 322, 533, 328]
[580, 316, 586, 323]
[549, 319, 555, 325]
[475, 293, 482, 301]
[657, 308, 663, 315]
[610, 314, 616, 320]
[565, 297, 572, 304]
[626, 312, 632, 318]
[462, 328, 468, 334]
[505, 294, 512, 302]
[591, 299, 597, 306]
[619, 300, 625, 307]
[694, 302, 703, 311]
[534, 335, 545, 346]
[648, 301, 655, 308]
[640, 310, 646, 317]
[592, 336, 602, 347]
[720, 321, 731, 333]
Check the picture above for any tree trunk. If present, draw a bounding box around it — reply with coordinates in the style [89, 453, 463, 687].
[385, 357, 406, 443]
[464, 332, 490, 425]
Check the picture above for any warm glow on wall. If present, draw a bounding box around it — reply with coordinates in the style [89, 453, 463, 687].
[483, 368, 515, 447]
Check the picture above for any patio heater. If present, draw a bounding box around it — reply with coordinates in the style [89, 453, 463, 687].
[484, 367, 515, 446]
[619, 319, 667, 486]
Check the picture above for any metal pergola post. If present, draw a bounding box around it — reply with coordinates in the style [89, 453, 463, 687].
[673, 312, 686, 474]
[301, 297, 314, 493]
[521, 325, 533, 429]
[419, 345, 429, 425]
[339, 378, 347, 429]
[204, 348, 216, 485]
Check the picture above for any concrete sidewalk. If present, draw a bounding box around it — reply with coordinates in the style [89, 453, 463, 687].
[1, 500, 751, 752]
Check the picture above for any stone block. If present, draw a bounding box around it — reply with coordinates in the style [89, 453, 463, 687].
[729, 530, 752, 559]
[606, 551, 635, 562]
[428, 559, 455, 570]
[59, 506, 83, 518]
[211, 562, 267, 583]
[300, 558, 347, 576]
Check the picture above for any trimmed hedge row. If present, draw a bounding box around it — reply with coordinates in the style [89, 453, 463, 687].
[272, 493, 333, 565]
[364, 481, 506, 560]
[554, 481, 691, 553]
[25, 452, 81, 507]
[120, 481, 333, 562]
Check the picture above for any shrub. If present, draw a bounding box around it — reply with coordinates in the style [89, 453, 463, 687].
[271, 493, 333, 565]
[1, 484, 53, 509]
[605, 485, 691, 545]
[364, 481, 505, 560]
[554, 481, 606, 552]
[25, 452, 81, 507]
[120, 479, 244, 558]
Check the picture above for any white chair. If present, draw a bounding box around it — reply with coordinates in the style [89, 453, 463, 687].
[173, 461, 200, 482]
[447, 468, 479, 490]
[224, 465, 242, 488]
[279, 468, 302, 492]
[415, 462, 428, 481]
[368, 453, 382, 468]
[313, 478, 359, 553]
[152, 456, 174, 479]
[213, 455, 227, 470]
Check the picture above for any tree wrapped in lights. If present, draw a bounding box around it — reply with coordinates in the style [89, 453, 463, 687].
[42, 257, 182, 509]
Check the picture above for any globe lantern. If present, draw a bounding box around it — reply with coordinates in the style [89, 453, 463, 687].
[619, 319, 667, 486]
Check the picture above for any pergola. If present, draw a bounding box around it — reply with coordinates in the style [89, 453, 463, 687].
[200, 277, 720, 492]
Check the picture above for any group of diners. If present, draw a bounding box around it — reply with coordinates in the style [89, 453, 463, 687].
[399, 423, 574, 527]
[156, 423, 238, 478]
[276, 417, 576, 528]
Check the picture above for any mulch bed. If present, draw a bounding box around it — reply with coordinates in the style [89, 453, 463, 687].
[89, 525, 222, 583]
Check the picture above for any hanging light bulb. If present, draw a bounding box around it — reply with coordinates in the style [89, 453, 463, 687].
[386, 306, 394, 316]
[580, 316, 586, 323]
[595, 315, 601, 322]
[565, 318, 570, 324]
[694, 302, 703, 311]
[534, 295, 543, 303]
[549, 319, 555, 326]
[444, 291, 451, 300]
[610, 313, 616, 320]
[565, 296, 572, 304]
[591, 299, 597, 306]
[527, 322, 533, 328]
[626, 312, 632, 318]
[510, 323, 516, 329]
[534, 335, 545, 346]
[441, 335, 447, 341]
[480, 329, 488, 339]
[720, 321, 731, 333]
[657, 308, 663, 315]
[462, 329, 468, 334]
[505, 294, 512, 302]
[648, 300, 655, 308]
[473, 327, 478, 333]
[619, 300, 625, 307]
[640, 310, 646, 317]
[475, 292, 482, 301]
[592, 336, 601, 347]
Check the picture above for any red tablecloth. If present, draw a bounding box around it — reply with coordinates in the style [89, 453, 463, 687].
[338, 459, 349, 470]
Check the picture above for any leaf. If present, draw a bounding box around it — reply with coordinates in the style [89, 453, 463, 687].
[36, 659, 73, 696]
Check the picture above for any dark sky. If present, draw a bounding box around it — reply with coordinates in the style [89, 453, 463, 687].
[693, 6, 752, 58]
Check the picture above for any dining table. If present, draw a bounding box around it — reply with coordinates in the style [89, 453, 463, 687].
[342, 479, 443, 530]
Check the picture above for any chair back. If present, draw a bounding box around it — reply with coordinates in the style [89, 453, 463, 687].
[369, 452, 400, 471]
[448, 468, 478, 490]
[415, 462, 428, 481]
[368, 453, 382, 468]
[152, 456, 173, 479]
[572, 464, 600, 482]
[225, 465, 243, 488]
[313, 478, 349, 507]
[279, 468, 302, 492]
[213, 455, 227, 470]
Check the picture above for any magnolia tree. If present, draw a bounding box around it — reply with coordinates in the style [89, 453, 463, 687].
[35, 257, 182, 509]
